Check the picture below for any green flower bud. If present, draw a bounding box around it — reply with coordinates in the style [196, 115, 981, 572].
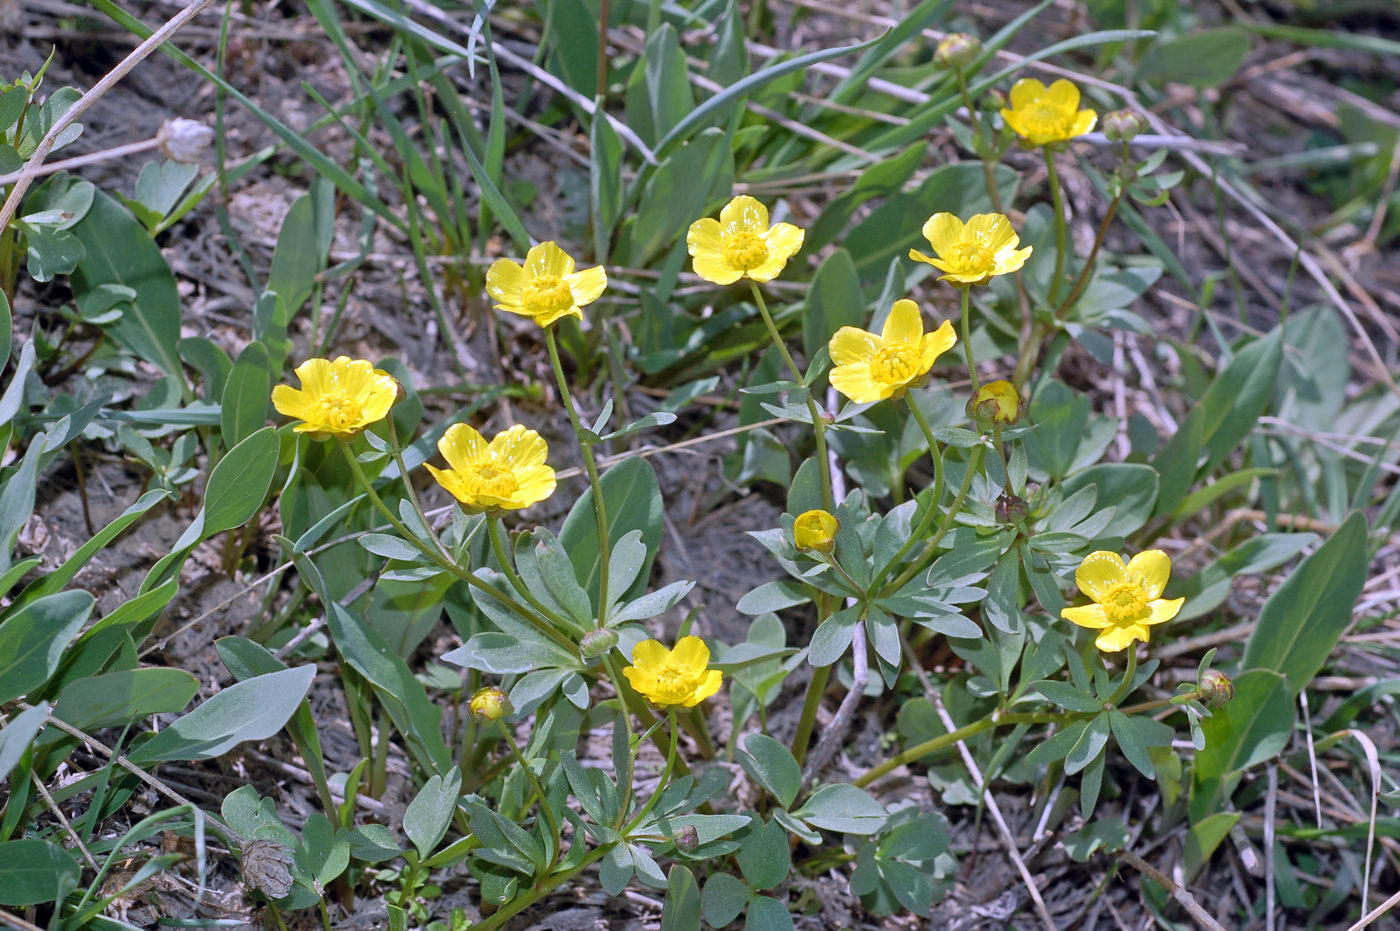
[580, 628, 619, 659]
[1199, 670, 1233, 708]
[673, 825, 699, 852]
[935, 33, 981, 70]
[469, 686, 509, 722]
[1102, 109, 1146, 143]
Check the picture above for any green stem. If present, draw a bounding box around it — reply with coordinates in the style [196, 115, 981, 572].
[468, 842, 616, 931]
[623, 710, 680, 834]
[337, 442, 575, 652]
[991, 422, 1015, 498]
[488, 517, 580, 634]
[957, 287, 979, 395]
[1043, 146, 1069, 306]
[955, 68, 1006, 216]
[1107, 648, 1138, 708]
[545, 328, 611, 627]
[870, 398, 944, 592]
[880, 445, 985, 597]
[748, 279, 834, 512]
[1054, 188, 1123, 319]
[603, 652, 638, 828]
[496, 721, 562, 871]
[791, 661, 830, 766]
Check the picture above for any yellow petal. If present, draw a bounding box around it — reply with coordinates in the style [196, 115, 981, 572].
[965, 213, 1016, 251]
[920, 213, 964, 254]
[1061, 603, 1111, 629]
[829, 326, 879, 365]
[687, 217, 723, 258]
[1076, 551, 1128, 602]
[1008, 78, 1047, 109]
[1096, 624, 1149, 653]
[629, 639, 668, 667]
[486, 259, 526, 306]
[566, 265, 608, 306]
[270, 385, 309, 421]
[1071, 109, 1098, 137]
[693, 252, 743, 285]
[293, 357, 333, 397]
[489, 425, 548, 468]
[510, 465, 558, 508]
[880, 299, 924, 344]
[622, 664, 652, 693]
[1126, 550, 1172, 600]
[763, 222, 805, 260]
[992, 245, 1033, 276]
[685, 669, 724, 707]
[830, 363, 889, 404]
[670, 635, 710, 672]
[1144, 597, 1185, 626]
[427, 463, 474, 508]
[720, 195, 769, 234]
[525, 241, 575, 279]
[1046, 78, 1081, 111]
[920, 319, 957, 370]
[438, 423, 487, 473]
[531, 304, 584, 327]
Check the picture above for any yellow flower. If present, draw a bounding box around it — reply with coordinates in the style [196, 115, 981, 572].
[427, 423, 557, 514]
[686, 195, 805, 285]
[968, 380, 1023, 426]
[793, 509, 839, 553]
[270, 356, 398, 440]
[486, 241, 607, 327]
[908, 213, 1032, 286]
[1061, 550, 1185, 653]
[1001, 78, 1097, 146]
[829, 299, 957, 404]
[468, 686, 509, 722]
[622, 636, 723, 707]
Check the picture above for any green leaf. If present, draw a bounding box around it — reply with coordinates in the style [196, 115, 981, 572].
[736, 579, 809, 616]
[128, 665, 315, 763]
[793, 784, 888, 835]
[1138, 28, 1251, 87]
[204, 426, 279, 537]
[0, 701, 49, 784]
[744, 893, 795, 931]
[559, 457, 663, 606]
[661, 865, 701, 931]
[0, 838, 79, 906]
[1183, 811, 1240, 878]
[1108, 710, 1154, 779]
[1241, 512, 1367, 693]
[737, 734, 801, 809]
[1030, 680, 1103, 713]
[404, 767, 462, 860]
[737, 818, 790, 891]
[701, 873, 751, 928]
[1064, 713, 1110, 775]
[807, 606, 861, 667]
[69, 189, 185, 379]
[1060, 463, 1159, 538]
[23, 225, 83, 282]
[652, 31, 888, 158]
[0, 590, 95, 703]
[53, 668, 198, 731]
[1171, 467, 1275, 521]
[0, 290, 10, 366]
[221, 341, 272, 449]
[1190, 669, 1292, 824]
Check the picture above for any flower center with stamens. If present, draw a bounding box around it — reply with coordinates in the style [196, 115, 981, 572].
[522, 276, 575, 314]
[945, 240, 995, 275]
[722, 232, 769, 270]
[471, 462, 519, 500]
[1101, 582, 1150, 625]
[871, 345, 921, 385]
[312, 392, 364, 432]
[1026, 104, 1073, 137]
[651, 664, 692, 701]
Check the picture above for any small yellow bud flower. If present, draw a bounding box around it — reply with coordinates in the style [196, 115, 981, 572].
[793, 509, 839, 554]
[271, 356, 398, 440]
[686, 195, 805, 285]
[622, 636, 723, 707]
[469, 686, 509, 722]
[908, 213, 1032, 286]
[829, 300, 957, 404]
[486, 242, 607, 327]
[1001, 78, 1097, 146]
[1199, 670, 1233, 708]
[968, 379, 1023, 426]
[934, 33, 980, 70]
[1061, 550, 1185, 653]
[427, 423, 557, 514]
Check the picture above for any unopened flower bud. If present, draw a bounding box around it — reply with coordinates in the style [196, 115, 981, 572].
[793, 509, 838, 554]
[673, 825, 699, 852]
[1102, 109, 1145, 143]
[967, 379, 1023, 428]
[935, 33, 981, 70]
[1199, 670, 1233, 707]
[982, 87, 1007, 112]
[580, 628, 619, 659]
[469, 686, 509, 722]
[158, 118, 214, 163]
[995, 494, 1028, 526]
[240, 838, 295, 899]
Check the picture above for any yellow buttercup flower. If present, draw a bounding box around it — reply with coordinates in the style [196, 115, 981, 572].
[686, 195, 805, 285]
[793, 509, 839, 553]
[486, 241, 607, 327]
[908, 213, 1032, 286]
[622, 636, 723, 707]
[270, 356, 398, 440]
[968, 380, 1023, 426]
[1061, 550, 1185, 653]
[1001, 78, 1097, 146]
[427, 423, 557, 514]
[829, 299, 957, 404]
[468, 686, 509, 722]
